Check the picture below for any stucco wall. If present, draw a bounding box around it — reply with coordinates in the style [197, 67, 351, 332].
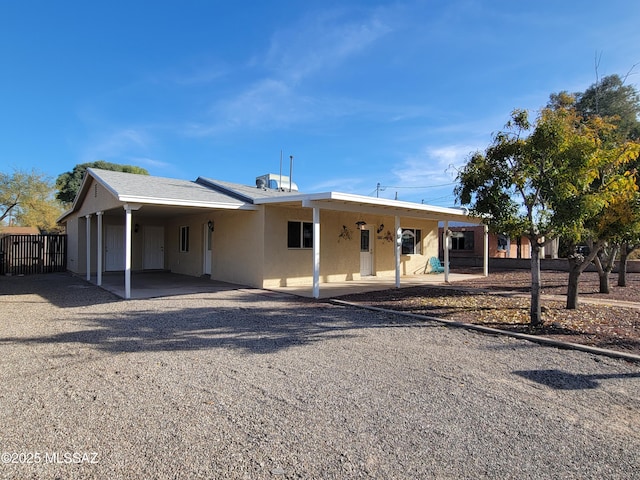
[263, 207, 364, 287]
[165, 213, 217, 278]
[65, 217, 81, 274]
[75, 179, 124, 217]
[209, 209, 264, 287]
[261, 207, 440, 288]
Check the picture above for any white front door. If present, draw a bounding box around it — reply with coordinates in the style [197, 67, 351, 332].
[143, 226, 164, 270]
[359, 228, 373, 276]
[105, 225, 125, 271]
[203, 224, 212, 275]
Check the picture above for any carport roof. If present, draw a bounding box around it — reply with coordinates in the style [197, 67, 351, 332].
[253, 191, 484, 223]
[199, 178, 482, 223]
[88, 168, 251, 207]
[58, 168, 256, 222]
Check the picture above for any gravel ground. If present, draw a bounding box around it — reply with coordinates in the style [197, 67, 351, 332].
[339, 270, 640, 356]
[1, 273, 640, 479]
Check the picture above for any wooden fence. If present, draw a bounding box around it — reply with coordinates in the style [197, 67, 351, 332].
[0, 235, 67, 275]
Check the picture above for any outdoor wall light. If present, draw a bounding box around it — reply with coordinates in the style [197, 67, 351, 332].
[134, 223, 139, 233]
[377, 223, 385, 233]
[355, 220, 367, 230]
[207, 220, 214, 232]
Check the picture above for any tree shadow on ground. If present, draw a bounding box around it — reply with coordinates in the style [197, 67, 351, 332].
[0, 291, 437, 355]
[0, 272, 120, 307]
[513, 369, 640, 390]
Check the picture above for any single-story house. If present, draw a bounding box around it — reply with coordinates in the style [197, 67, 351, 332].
[0, 226, 41, 236]
[438, 225, 532, 260]
[437, 225, 560, 264]
[58, 168, 486, 298]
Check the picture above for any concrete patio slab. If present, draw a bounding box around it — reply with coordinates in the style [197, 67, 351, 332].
[89, 271, 486, 300]
[91, 272, 245, 299]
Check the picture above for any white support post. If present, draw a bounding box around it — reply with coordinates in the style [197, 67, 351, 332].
[483, 224, 489, 277]
[312, 207, 320, 299]
[395, 215, 401, 288]
[85, 214, 91, 281]
[96, 212, 103, 286]
[124, 207, 132, 299]
[443, 220, 449, 283]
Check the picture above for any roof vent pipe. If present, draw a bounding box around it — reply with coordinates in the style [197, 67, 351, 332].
[289, 155, 293, 192]
[279, 150, 283, 191]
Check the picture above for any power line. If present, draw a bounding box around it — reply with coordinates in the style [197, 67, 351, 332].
[374, 181, 457, 198]
[379, 182, 456, 190]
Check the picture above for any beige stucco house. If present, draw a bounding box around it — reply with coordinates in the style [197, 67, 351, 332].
[58, 168, 485, 298]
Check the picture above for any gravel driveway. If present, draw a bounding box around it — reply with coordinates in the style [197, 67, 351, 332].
[1, 273, 639, 479]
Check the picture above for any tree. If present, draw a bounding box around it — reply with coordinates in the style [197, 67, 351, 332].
[56, 161, 149, 205]
[575, 74, 640, 140]
[531, 108, 639, 308]
[533, 105, 640, 309]
[455, 109, 554, 328]
[618, 239, 640, 286]
[455, 106, 638, 326]
[0, 169, 63, 232]
[555, 74, 640, 289]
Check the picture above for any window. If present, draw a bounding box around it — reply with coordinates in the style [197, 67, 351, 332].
[360, 229, 370, 252]
[401, 228, 421, 255]
[287, 221, 313, 249]
[179, 226, 189, 252]
[497, 234, 508, 251]
[451, 231, 474, 250]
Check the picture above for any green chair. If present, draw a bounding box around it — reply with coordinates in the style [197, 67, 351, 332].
[429, 256, 445, 273]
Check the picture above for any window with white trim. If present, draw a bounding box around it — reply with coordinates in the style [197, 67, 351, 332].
[179, 226, 190, 252]
[287, 221, 313, 249]
[451, 231, 474, 250]
[401, 228, 422, 254]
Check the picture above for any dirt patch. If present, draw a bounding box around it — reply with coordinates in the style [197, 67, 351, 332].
[337, 269, 640, 356]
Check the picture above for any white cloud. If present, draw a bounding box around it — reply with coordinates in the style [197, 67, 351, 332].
[307, 175, 372, 193]
[265, 8, 393, 84]
[81, 128, 152, 164]
[220, 79, 317, 129]
[130, 156, 171, 169]
[392, 144, 477, 187]
[188, 6, 394, 136]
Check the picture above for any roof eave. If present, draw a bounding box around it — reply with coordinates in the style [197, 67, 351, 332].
[57, 168, 116, 223]
[254, 191, 483, 223]
[117, 195, 257, 210]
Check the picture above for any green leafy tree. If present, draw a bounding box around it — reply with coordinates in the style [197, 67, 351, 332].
[455, 109, 554, 328]
[456, 106, 638, 326]
[0, 169, 63, 232]
[545, 112, 639, 304]
[576, 74, 640, 287]
[575, 74, 640, 140]
[552, 74, 640, 289]
[56, 161, 149, 205]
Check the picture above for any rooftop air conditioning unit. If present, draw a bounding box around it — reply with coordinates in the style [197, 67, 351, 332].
[256, 173, 298, 191]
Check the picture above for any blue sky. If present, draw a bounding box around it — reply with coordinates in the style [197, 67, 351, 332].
[1, 1, 639, 206]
